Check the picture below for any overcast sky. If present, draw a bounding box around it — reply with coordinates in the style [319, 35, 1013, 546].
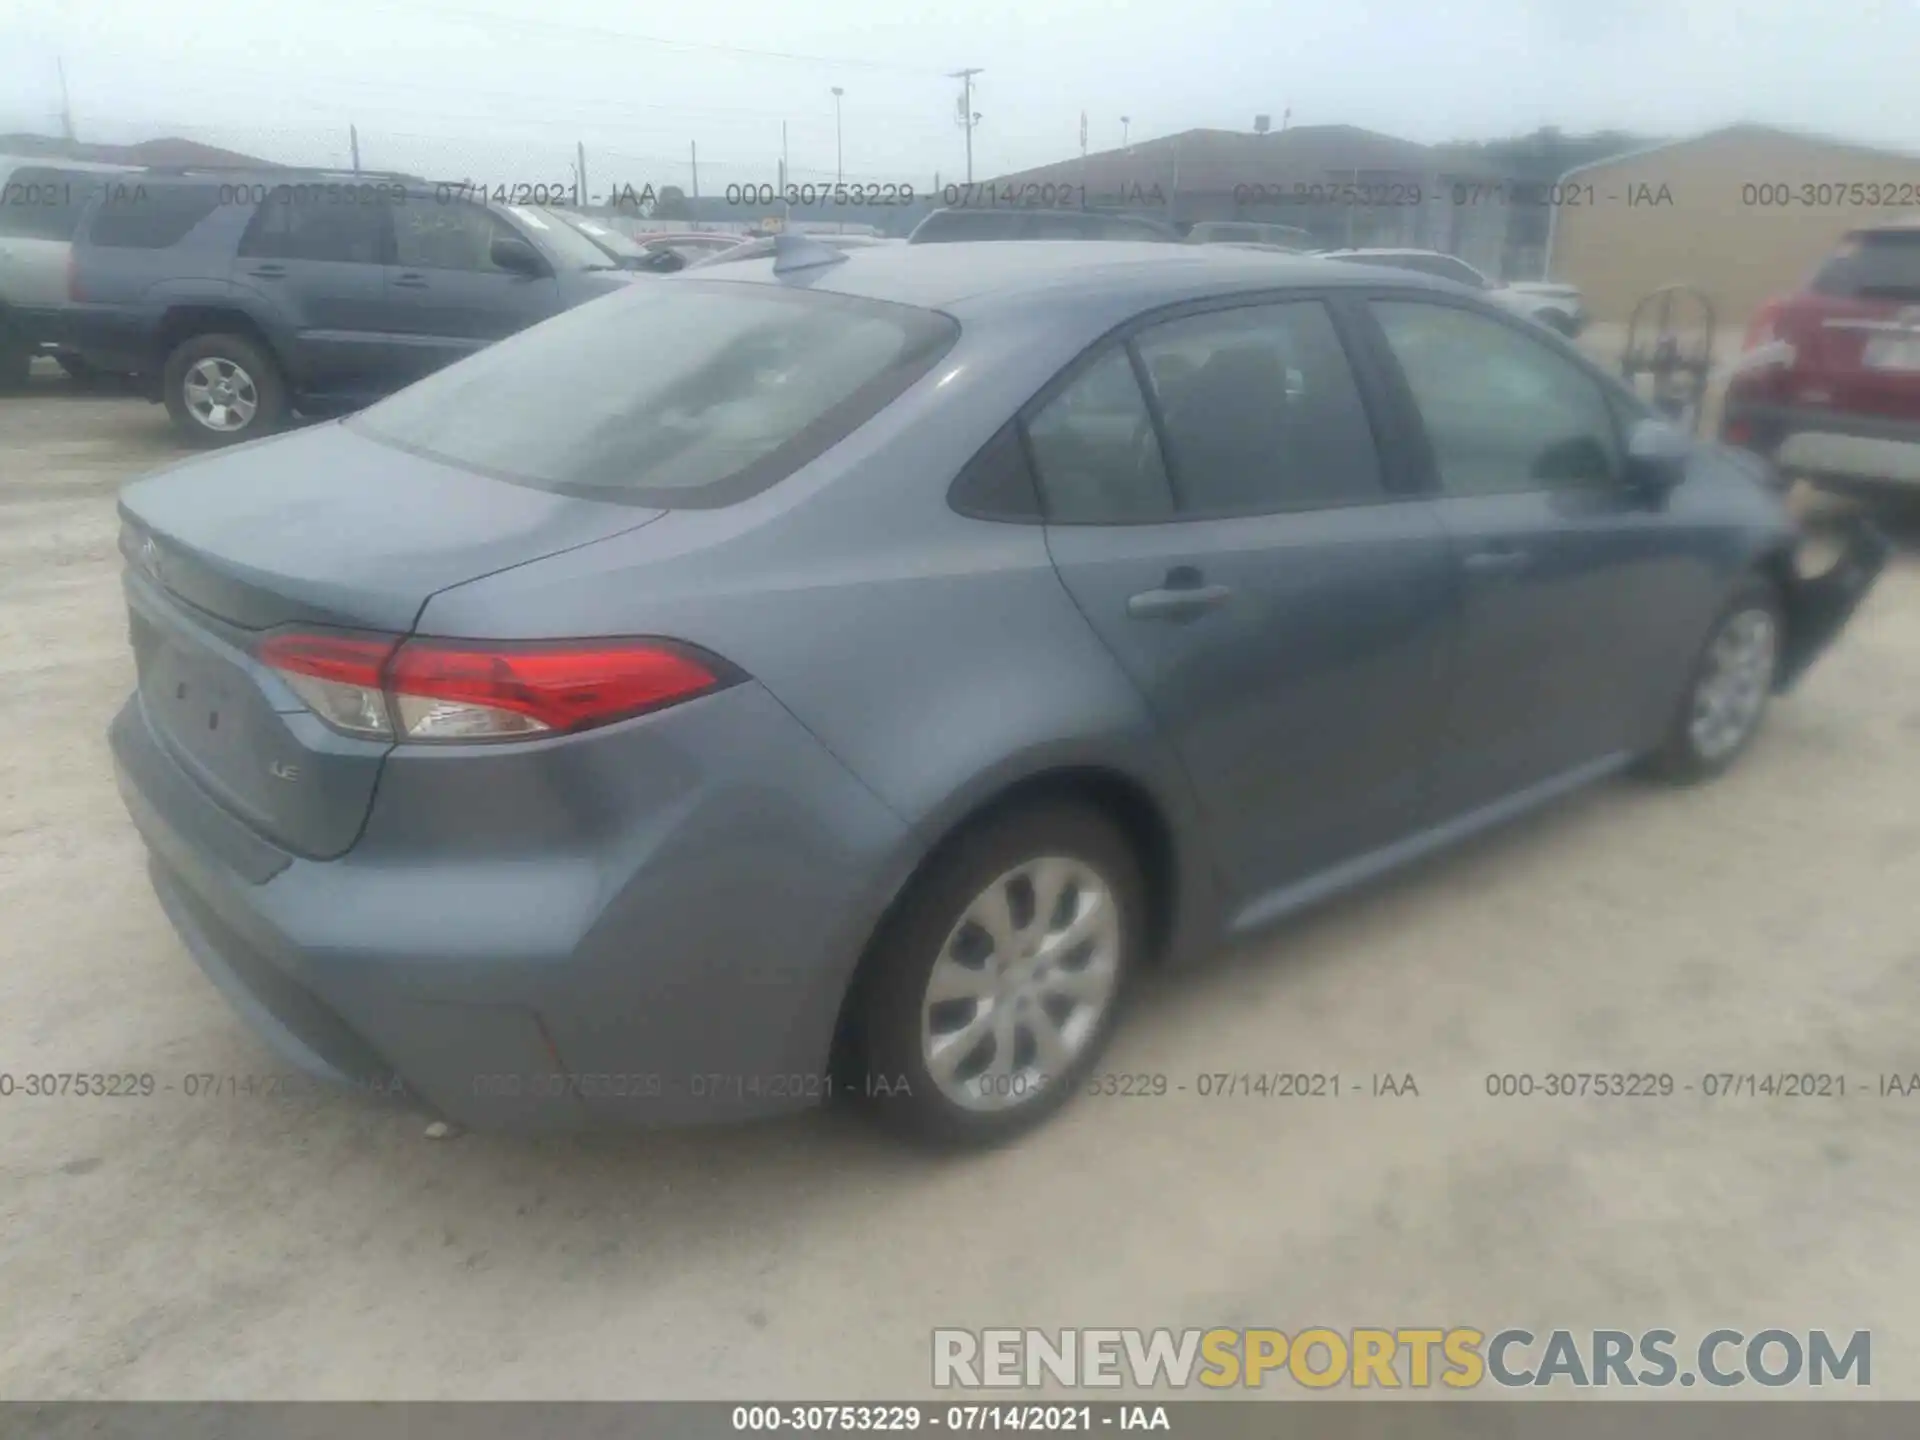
[3, 0, 1917, 192]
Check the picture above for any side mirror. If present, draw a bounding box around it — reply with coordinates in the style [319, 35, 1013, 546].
[490, 235, 547, 276]
[640, 249, 687, 274]
[1626, 417, 1693, 495]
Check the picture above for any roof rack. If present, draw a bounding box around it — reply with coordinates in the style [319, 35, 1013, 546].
[135, 164, 426, 182]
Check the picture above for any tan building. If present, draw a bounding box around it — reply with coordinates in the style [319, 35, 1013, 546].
[1547, 123, 1920, 327]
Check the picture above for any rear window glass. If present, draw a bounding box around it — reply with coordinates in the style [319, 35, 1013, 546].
[87, 184, 223, 249]
[349, 281, 959, 506]
[1812, 230, 1920, 300]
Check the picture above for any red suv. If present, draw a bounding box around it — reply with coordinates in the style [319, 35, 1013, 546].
[1722, 218, 1920, 492]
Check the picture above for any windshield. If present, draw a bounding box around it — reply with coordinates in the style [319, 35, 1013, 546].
[1813, 230, 1920, 300]
[498, 204, 624, 269]
[553, 211, 645, 259]
[349, 280, 958, 505]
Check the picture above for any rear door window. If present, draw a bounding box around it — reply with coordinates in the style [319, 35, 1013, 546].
[238, 191, 387, 264]
[350, 281, 958, 506]
[86, 184, 223, 249]
[1134, 301, 1387, 515]
[1812, 230, 1920, 301]
[0, 167, 104, 241]
[1024, 348, 1175, 522]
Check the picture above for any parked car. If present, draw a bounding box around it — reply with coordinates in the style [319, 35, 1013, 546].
[909, 206, 1184, 244]
[1317, 247, 1588, 336]
[546, 210, 695, 273]
[683, 233, 896, 267]
[1186, 220, 1315, 251]
[1721, 217, 1920, 495]
[0, 152, 144, 389]
[64, 170, 635, 445]
[108, 239, 1885, 1149]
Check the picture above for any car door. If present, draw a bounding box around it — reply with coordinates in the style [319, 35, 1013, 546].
[230, 188, 394, 396]
[1034, 297, 1455, 908]
[1357, 294, 1698, 819]
[383, 199, 560, 381]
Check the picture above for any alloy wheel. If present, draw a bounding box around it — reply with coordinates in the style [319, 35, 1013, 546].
[1688, 607, 1779, 762]
[919, 856, 1122, 1112]
[182, 357, 259, 433]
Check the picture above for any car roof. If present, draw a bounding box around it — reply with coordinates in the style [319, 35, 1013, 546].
[684, 239, 1447, 316]
[0, 154, 145, 174]
[917, 206, 1179, 229]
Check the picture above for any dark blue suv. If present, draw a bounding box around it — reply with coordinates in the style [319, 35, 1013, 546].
[66, 170, 635, 445]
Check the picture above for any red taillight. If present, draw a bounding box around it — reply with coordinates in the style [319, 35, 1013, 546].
[386, 639, 724, 740]
[258, 632, 728, 743]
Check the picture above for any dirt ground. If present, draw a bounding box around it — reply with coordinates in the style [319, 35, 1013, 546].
[2, 366, 1918, 1401]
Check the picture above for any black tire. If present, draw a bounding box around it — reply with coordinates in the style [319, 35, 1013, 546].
[1641, 576, 1785, 784]
[0, 330, 30, 393]
[161, 332, 288, 447]
[851, 801, 1146, 1149]
[53, 352, 100, 385]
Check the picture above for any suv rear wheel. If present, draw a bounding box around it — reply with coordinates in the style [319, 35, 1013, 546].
[0, 322, 30, 394]
[162, 332, 289, 447]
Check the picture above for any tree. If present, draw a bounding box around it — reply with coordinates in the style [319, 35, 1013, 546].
[655, 185, 693, 220]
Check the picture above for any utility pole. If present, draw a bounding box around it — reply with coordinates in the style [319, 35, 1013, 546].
[349, 124, 361, 173]
[831, 87, 845, 185]
[781, 121, 791, 226]
[949, 68, 982, 183]
[56, 59, 75, 142]
[1121, 115, 1131, 151]
[690, 141, 699, 199]
[1079, 110, 1088, 208]
[577, 141, 588, 208]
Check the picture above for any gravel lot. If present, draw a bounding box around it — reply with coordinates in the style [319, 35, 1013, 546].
[2, 368, 1918, 1401]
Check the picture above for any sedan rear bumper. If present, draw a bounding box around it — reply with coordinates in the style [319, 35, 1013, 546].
[109, 678, 913, 1132]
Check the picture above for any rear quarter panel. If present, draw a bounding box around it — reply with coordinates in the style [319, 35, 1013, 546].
[416, 300, 1226, 962]
[71, 203, 263, 370]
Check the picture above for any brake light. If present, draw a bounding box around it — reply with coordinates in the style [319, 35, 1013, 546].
[258, 633, 730, 743]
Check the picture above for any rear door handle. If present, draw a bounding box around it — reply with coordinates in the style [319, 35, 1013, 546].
[393, 273, 429, 289]
[1463, 547, 1531, 576]
[247, 264, 286, 279]
[1127, 582, 1233, 621]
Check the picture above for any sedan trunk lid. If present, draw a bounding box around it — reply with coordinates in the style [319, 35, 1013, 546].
[117, 421, 664, 858]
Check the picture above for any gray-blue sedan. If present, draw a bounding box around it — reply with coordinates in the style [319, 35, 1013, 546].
[108, 238, 1886, 1147]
